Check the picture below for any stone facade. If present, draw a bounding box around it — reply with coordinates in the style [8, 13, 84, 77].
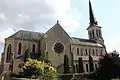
[1, 21, 105, 74]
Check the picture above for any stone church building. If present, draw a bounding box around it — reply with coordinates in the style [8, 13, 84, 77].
[1, 1, 105, 74]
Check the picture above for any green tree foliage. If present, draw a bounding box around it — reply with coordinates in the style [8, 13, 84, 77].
[89, 55, 94, 72]
[24, 49, 30, 62]
[78, 57, 84, 73]
[38, 52, 50, 63]
[38, 67, 58, 80]
[64, 54, 70, 73]
[94, 52, 120, 80]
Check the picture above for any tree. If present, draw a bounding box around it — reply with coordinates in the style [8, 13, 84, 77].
[24, 49, 30, 62]
[94, 52, 120, 80]
[89, 55, 94, 72]
[78, 57, 84, 73]
[64, 54, 70, 73]
[38, 52, 51, 64]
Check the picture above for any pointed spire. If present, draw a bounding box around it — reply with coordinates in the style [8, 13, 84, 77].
[57, 20, 59, 23]
[89, 0, 98, 26]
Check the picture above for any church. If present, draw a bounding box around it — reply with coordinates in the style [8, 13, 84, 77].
[1, 0, 105, 74]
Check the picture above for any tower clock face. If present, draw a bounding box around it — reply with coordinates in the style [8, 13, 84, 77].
[54, 42, 64, 54]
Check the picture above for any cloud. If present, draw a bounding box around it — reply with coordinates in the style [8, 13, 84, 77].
[0, 13, 7, 21]
[0, 0, 81, 33]
[45, 0, 81, 33]
[105, 36, 120, 53]
[0, 28, 15, 43]
[0, 0, 82, 55]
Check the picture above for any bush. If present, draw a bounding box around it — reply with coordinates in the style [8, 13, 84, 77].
[19, 59, 57, 79]
[24, 49, 30, 62]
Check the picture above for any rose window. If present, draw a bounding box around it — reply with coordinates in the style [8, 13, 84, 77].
[54, 42, 64, 54]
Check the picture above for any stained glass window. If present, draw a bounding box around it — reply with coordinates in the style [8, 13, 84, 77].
[54, 42, 64, 54]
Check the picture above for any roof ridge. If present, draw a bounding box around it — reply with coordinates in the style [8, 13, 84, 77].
[18, 30, 44, 34]
[6, 30, 44, 40]
[72, 37, 96, 43]
[72, 37, 89, 40]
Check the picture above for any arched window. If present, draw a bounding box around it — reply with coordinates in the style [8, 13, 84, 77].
[89, 31, 93, 39]
[92, 30, 95, 38]
[86, 64, 89, 72]
[6, 44, 12, 63]
[96, 30, 99, 37]
[81, 48, 83, 56]
[85, 49, 88, 55]
[89, 49, 91, 55]
[89, 31, 92, 39]
[96, 49, 98, 56]
[32, 44, 35, 53]
[93, 49, 95, 55]
[99, 30, 101, 38]
[18, 43, 22, 55]
[77, 48, 79, 55]
[101, 50, 103, 55]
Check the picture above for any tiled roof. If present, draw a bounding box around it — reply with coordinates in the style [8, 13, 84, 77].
[72, 37, 96, 43]
[7, 30, 44, 41]
[71, 37, 103, 47]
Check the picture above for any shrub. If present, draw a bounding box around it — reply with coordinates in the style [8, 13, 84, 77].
[19, 59, 57, 79]
[38, 52, 51, 63]
[24, 49, 30, 62]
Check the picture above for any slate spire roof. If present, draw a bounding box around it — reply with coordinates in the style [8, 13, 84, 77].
[89, 0, 98, 26]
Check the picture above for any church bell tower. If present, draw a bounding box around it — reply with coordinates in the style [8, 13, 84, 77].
[87, 0, 104, 44]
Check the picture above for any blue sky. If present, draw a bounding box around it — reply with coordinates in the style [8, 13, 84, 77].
[0, 0, 120, 55]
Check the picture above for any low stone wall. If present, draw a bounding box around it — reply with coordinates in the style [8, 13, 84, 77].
[9, 77, 38, 80]
[0, 73, 94, 80]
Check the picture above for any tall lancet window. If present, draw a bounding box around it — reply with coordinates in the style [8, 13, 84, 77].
[77, 48, 79, 55]
[89, 49, 91, 56]
[98, 30, 101, 38]
[90, 31, 93, 38]
[96, 30, 99, 37]
[93, 49, 95, 56]
[89, 31, 93, 39]
[86, 64, 89, 72]
[6, 44, 12, 63]
[89, 31, 91, 39]
[81, 48, 83, 56]
[92, 30, 95, 38]
[85, 49, 88, 55]
[18, 43, 22, 55]
[32, 44, 35, 53]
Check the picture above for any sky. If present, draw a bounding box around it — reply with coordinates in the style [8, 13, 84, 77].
[0, 0, 120, 55]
